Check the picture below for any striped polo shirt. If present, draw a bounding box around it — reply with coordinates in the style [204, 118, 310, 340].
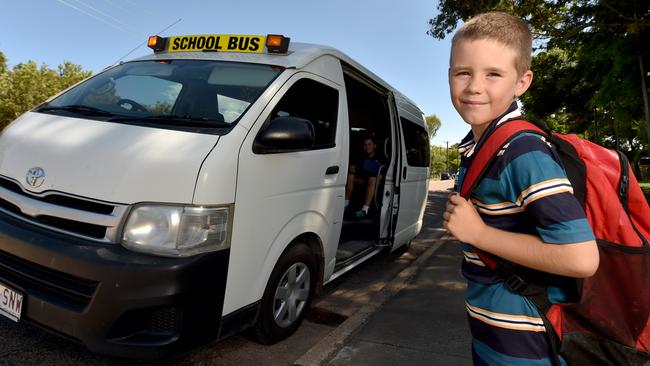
[456, 105, 595, 365]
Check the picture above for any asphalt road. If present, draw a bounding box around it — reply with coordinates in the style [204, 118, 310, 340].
[0, 180, 454, 366]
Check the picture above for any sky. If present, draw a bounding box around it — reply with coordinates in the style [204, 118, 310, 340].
[0, 0, 468, 146]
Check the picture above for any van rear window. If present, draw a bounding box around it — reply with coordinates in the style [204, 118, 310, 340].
[400, 118, 430, 167]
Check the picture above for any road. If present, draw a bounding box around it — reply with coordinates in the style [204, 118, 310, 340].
[0, 180, 454, 366]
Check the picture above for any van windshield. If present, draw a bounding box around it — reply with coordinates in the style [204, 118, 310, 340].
[37, 60, 283, 132]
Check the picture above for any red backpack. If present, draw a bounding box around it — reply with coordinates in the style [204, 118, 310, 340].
[460, 119, 650, 366]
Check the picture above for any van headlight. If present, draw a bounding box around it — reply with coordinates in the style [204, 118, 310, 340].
[121, 204, 232, 257]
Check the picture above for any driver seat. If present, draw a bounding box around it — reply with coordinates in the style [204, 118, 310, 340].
[177, 84, 225, 122]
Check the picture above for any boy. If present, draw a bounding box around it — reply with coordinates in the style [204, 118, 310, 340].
[345, 136, 382, 218]
[442, 12, 599, 365]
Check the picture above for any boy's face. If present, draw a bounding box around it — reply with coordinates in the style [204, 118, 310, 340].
[363, 139, 377, 155]
[449, 38, 533, 137]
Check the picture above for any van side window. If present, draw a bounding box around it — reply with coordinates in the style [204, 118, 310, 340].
[271, 78, 338, 149]
[400, 118, 430, 167]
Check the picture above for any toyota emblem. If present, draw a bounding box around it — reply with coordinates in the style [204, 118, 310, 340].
[26, 167, 45, 188]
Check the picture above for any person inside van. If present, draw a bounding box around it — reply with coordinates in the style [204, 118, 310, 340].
[345, 136, 383, 218]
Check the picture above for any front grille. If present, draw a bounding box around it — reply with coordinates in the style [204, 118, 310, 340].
[0, 178, 23, 194]
[0, 175, 127, 242]
[0, 198, 105, 238]
[0, 178, 113, 214]
[41, 195, 114, 215]
[37, 215, 107, 239]
[0, 249, 98, 310]
[0, 196, 21, 214]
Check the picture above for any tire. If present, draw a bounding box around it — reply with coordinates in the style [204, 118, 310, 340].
[254, 242, 316, 344]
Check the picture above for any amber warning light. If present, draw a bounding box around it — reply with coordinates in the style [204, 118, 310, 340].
[266, 34, 290, 54]
[147, 35, 167, 52]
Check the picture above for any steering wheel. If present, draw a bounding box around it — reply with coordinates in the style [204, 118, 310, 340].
[117, 99, 148, 112]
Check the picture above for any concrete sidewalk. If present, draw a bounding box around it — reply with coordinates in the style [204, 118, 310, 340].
[295, 237, 472, 366]
[327, 239, 472, 365]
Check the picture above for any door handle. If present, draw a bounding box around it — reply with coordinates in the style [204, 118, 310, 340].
[325, 165, 339, 175]
[402, 167, 407, 179]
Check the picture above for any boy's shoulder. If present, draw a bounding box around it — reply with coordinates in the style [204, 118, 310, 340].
[502, 131, 553, 157]
[488, 131, 565, 186]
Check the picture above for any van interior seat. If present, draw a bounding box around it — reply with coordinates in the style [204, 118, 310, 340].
[176, 84, 225, 123]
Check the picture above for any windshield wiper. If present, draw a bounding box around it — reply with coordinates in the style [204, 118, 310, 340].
[110, 114, 230, 128]
[36, 104, 116, 116]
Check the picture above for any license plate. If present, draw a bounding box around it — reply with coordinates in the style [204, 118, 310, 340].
[0, 282, 23, 322]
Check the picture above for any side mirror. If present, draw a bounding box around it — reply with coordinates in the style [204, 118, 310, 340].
[253, 116, 315, 154]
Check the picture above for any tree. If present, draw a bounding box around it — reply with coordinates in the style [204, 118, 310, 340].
[430, 144, 447, 177]
[425, 114, 442, 140]
[0, 57, 91, 128]
[0, 61, 57, 126]
[428, 0, 650, 164]
[0, 52, 6, 75]
[430, 142, 460, 178]
[58, 61, 92, 91]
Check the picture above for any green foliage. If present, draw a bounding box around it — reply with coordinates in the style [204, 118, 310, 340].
[58, 61, 92, 90]
[0, 56, 92, 129]
[428, 0, 650, 162]
[425, 114, 442, 140]
[430, 142, 460, 177]
[0, 52, 6, 75]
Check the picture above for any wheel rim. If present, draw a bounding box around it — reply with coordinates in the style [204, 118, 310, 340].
[273, 262, 311, 328]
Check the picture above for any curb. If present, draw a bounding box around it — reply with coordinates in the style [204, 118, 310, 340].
[293, 232, 452, 366]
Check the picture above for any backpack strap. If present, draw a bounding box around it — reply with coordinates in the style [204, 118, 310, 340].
[459, 120, 546, 199]
[459, 118, 547, 274]
[617, 151, 630, 214]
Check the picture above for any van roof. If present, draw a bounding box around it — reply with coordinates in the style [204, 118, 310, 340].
[131, 41, 422, 116]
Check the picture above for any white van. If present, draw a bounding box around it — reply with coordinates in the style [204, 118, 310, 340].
[0, 34, 430, 358]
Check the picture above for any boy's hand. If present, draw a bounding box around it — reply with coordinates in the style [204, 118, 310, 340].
[443, 193, 486, 245]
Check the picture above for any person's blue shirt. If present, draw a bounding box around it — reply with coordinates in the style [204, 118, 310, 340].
[457, 106, 594, 365]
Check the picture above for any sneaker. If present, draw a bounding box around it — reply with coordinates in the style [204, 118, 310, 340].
[355, 209, 368, 218]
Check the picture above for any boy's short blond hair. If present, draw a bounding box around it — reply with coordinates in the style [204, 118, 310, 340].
[451, 12, 532, 76]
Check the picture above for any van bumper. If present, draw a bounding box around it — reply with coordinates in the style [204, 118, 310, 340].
[0, 211, 229, 359]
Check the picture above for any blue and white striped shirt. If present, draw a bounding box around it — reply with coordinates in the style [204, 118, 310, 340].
[457, 105, 594, 365]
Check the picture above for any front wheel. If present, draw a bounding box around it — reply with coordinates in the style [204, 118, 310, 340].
[254, 243, 316, 344]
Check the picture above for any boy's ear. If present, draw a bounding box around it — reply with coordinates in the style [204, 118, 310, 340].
[515, 70, 534, 97]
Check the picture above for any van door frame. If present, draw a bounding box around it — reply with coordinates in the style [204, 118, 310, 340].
[340, 63, 401, 245]
[383, 92, 402, 245]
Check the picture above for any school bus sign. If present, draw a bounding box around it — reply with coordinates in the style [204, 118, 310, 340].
[167, 34, 266, 53]
[147, 34, 290, 54]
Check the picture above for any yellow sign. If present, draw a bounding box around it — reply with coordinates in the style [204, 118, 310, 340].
[167, 34, 266, 53]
